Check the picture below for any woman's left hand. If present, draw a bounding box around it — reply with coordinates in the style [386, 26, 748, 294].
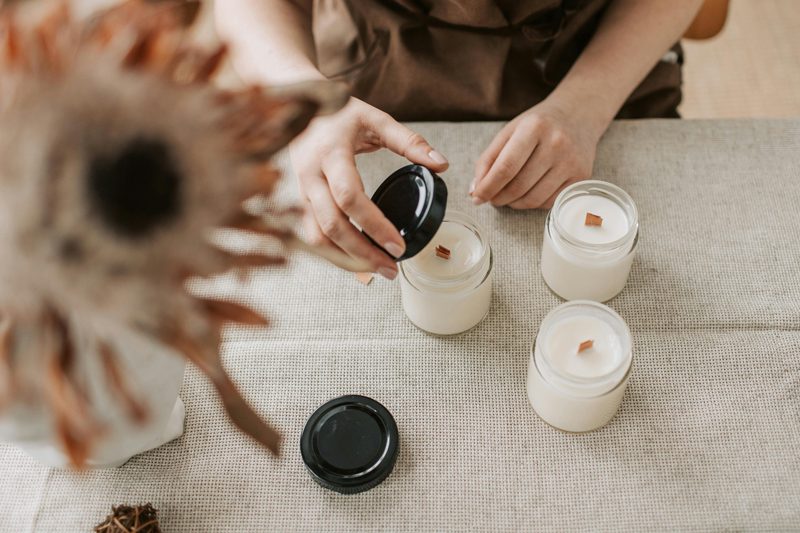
[471, 96, 607, 209]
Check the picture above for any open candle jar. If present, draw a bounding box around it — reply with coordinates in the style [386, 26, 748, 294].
[399, 211, 493, 335]
[541, 180, 639, 302]
[527, 300, 633, 432]
[371, 165, 493, 335]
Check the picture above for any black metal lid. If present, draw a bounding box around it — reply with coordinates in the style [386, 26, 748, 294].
[369, 164, 447, 261]
[301, 395, 399, 494]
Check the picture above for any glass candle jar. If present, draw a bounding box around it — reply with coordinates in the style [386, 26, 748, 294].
[527, 300, 633, 433]
[399, 211, 493, 335]
[541, 180, 639, 302]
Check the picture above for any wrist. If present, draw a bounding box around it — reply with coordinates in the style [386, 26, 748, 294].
[545, 82, 617, 139]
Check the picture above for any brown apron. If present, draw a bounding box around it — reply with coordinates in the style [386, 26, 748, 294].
[312, 0, 682, 121]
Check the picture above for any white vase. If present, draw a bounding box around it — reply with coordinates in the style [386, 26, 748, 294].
[0, 326, 186, 468]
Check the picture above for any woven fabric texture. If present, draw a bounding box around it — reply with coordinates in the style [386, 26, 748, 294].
[1, 119, 799, 532]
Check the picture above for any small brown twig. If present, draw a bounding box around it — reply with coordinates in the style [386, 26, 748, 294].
[435, 245, 451, 260]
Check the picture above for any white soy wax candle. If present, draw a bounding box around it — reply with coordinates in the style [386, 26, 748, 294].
[541, 180, 639, 302]
[527, 300, 633, 432]
[399, 211, 492, 335]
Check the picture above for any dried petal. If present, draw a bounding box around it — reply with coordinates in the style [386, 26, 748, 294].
[98, 342, 148, 424]
[190, 44, 227, 83]
[197, 297, 269, 327]
[0, 316, 14, 407]
[165, 330, 280, 454]
[45, 314, 98, 467]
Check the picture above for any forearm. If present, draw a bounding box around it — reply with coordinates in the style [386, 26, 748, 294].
[551, 0, 703, 130]
[215, 0, 324, 84]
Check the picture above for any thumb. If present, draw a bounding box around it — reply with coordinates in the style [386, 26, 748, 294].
[366, 111, 449, 172]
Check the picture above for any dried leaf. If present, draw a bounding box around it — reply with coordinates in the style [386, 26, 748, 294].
[45, 313, 98, 467]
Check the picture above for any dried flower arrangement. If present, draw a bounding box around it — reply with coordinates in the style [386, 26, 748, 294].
[0, 0, 354, 467]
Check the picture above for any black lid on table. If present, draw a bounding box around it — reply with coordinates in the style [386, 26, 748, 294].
[368, 164, 447, 261]
[300, 395, 399, 495]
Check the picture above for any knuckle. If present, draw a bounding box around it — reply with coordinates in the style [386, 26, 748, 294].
[307, 232, 328, 247]
[491, 159, 516, 179]
[319, 217, 344, 240]
[503, 181, 528, 201]
[371, 110, 393, 132]
[523, 115, 544, 132]
[331, 184, 358, 211]
[550, 130, 568, 148]
[403, 132, 427, 153]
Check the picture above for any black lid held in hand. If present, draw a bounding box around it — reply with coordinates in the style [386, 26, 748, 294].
[301, 395, 399, 495]
[369, 164, 447, 261]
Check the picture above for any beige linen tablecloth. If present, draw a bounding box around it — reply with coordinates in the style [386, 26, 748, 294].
[2, 119, 799, 532]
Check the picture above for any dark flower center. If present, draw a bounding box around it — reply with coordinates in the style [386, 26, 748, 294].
[88, 138, 182, 238]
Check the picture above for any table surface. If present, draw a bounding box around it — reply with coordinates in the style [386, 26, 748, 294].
[2, 119, 799, 532]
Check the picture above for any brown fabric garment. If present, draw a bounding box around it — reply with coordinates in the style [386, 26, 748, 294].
[312, 0, 682, 121]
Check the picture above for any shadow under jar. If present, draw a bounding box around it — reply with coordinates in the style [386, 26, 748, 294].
[527, 300, 633, 432]
[399, 211, 493, 335]
[541, 180, 639, 302]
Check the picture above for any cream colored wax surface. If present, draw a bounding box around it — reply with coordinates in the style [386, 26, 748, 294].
[557, 195, 629, 244]
[544, 315, 623, 379]
[407, 221, 481, 280]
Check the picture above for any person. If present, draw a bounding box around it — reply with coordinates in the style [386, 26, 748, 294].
[216, 0, 703, 280]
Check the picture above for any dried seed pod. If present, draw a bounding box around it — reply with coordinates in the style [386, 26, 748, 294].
[94, 503, 162, 533]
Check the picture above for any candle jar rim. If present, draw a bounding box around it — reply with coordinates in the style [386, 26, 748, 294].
[401, 210, 490, 290]
[551, 180, 639, 254]
[533, 300, 633, 394]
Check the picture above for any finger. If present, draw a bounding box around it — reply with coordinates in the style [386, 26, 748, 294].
[509, 172, 576, 210]
[541, 186, 567, 209]
[321, 149, 406, 258]
[472, 130, 537, 204]
[303, 175, 399, 277]
[301, 202, 336, 249]
[473, 125, 512, 193]
[490, 147, 553, 207]
[363, 111, 449, 172]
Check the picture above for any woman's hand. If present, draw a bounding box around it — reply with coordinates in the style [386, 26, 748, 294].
[471, 96, 606, 209]
[290, 98, 449, 279]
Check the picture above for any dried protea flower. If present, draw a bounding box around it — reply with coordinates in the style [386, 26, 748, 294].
[0, 0, 353, 466]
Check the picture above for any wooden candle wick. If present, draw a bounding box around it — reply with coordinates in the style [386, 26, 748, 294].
[435, 245, 451, 260]
[584, 212, 603, 227]
[578, 339, 594, 353]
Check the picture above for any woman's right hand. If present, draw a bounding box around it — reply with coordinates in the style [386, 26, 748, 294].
[290, 98, 449, 280]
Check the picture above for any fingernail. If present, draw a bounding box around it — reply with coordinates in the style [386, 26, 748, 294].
[378, 266, 398, 281]
[384, 241, 405, 258]
[469, 181, 476, 195]
[428, 150, 448, 165]
[472, 195, 486, 206]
